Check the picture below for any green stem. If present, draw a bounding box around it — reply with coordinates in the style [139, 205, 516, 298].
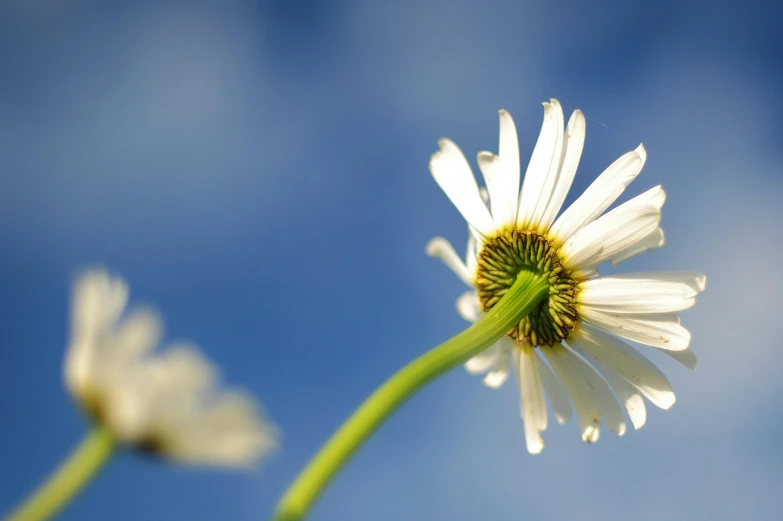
[3, 427, 115, 521]
[273, 270, 549, 521]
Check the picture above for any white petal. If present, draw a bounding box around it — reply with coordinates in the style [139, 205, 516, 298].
[587, 185, 666, 269]
[596, 209, 668, 269]
[456, 291, 482, 322]
[479, 186, 489, 202]
[516, 101, 562, 229]
[112, 308, 162, 362]
[430, 139, 496, 236]
[110, 347, 213, 443]
[475, 110, 521, 229]
[527, 99, 565, 232]
[72, 270, 128, 340]
[612, 270, 706, 291]
[601, 373, 647, 430]
[464, 340, 503, 374]
[580, 307, 691, 351]
[66, 270, 131, 395]
[563, 347, 627, 437]
[484, 367, 510, 388]
[465, 232, 479, 275]
[538, 109, 586, 232]
[632, 183, 666, 209]
[477, 152, 502, 223]
[124, 347, 277, 468]
[164, 391, 278, 468]
[535, 352, 572, 424]
[568, 323, 675, 410]
[513, 345, 548, 454]
[540, 345, 600, 442]
[659, 348, 698, 371]
[541, 344, 626, 441]
[104, 373, 156, 442]
[560, 186, 664, 277]
[470, 191, 489, 240]
[550, 144, 647, 247]
[578, 271, 707, 313]
[611, 227, 665, 266]
[153, 345, 219, 398]
[498, 110, 521, 211]
[482, 339, 513, 388]
[562, 207, 660, 277]
[426, 237, 473, 286]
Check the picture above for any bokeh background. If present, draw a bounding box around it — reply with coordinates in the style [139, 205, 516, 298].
[1, 1, 781, 520]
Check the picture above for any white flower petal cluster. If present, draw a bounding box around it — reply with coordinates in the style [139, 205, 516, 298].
[64, 270, 277, 468]
[427, 99, 706, 454]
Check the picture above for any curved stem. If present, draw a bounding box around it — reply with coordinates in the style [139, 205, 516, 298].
[273, 270, 549, 521]
[3, 427, 115, 521]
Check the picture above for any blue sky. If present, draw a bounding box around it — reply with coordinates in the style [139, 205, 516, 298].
[1, 1, 782, 520]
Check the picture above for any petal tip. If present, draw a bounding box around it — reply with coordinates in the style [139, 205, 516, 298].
[431, 138, 457, 163]
[657, 186, 667, 207]
[526, 438, 544, 455]
[660, 393, 676, 410]
[424, 237, 446, 256]
[476, 150, 497, 163]
[635, 143, 647, 163]
[482, 369, 509, 389]
[582, 425, 600, 443]
[630, 414, 647, 430]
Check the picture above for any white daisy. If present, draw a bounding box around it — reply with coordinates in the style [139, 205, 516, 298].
[64, 270, 278, 468]
[426, 99, 706, 454]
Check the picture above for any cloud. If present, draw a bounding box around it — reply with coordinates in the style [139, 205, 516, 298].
[0, 3, 348, 262]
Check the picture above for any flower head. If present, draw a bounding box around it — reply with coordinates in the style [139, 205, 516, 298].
[427, 99, 706, 454]
[64, 270, 277, 468]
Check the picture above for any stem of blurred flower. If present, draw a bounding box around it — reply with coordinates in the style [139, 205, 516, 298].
[3, 427, 115, 521]
[272, 270, 549, 521]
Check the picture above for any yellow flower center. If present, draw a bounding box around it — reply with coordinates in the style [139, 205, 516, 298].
[475, 230, 578, 347]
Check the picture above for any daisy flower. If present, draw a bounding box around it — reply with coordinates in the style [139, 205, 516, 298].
[426, 99, 706, 454]
[64, 270, 277, 468]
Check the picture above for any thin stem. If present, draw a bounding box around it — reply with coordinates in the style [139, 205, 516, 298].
[273, 270, 549, 521]
[3, 427, 115, 521]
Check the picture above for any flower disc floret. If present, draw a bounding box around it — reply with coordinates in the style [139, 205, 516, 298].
[476, 230, 578, 347]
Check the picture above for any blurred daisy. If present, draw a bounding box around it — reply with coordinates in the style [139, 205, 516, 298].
[426, 99, 705, 454]
[64, 270, 277, 468]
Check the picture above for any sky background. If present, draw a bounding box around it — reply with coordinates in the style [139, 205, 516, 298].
[1, 1, 781, 520]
